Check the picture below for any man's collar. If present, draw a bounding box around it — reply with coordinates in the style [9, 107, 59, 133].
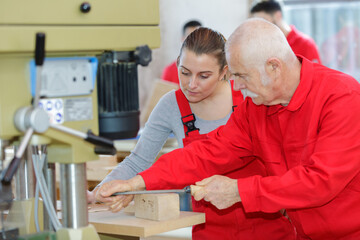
[267, 56, 313, 115]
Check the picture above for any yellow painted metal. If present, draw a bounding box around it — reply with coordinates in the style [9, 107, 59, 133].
[0, 55, 31, 140]
[0, 56, 100, 164]
[56, 225, 100, 240]
[0, 26, 160, 53]
[0, 0, 159, 25]
[0, 1, 160, 239]
[45, 92, 101, 164]
[0, 0, 160, 164]
[6, 198, 44, 235]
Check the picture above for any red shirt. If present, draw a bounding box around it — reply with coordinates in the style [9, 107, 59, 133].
[140, 57, 360, 239]
[161, 61, 179, 85]
[176, 84, 295, 240]
[287, 25, 322, 64]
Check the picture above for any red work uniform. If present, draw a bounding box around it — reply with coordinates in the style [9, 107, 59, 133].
[287, 25, 322, 64]
[161, 61, 179, 85]
[165, 82, 296, 239]
[140, 57, 360, 239]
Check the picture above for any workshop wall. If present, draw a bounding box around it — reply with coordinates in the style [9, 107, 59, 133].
[138, 0, 249, 126]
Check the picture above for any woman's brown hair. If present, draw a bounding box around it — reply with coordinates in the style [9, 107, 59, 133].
[177, 27, 227, 72]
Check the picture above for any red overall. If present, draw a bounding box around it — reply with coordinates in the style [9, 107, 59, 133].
[175, 82, 296, 240]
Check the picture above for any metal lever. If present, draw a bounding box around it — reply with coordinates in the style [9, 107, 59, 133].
[50, 124, 115, 149]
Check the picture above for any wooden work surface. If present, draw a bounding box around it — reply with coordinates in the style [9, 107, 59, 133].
[88, 205, 205, 238]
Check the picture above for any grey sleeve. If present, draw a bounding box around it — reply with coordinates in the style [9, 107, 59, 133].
[97, 90, 181, 185]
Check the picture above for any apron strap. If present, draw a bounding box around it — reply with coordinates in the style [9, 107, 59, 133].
[175, 89, 200, 137]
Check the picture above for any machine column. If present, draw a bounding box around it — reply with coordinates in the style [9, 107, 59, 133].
[14, 146, 36, 200]
[59, 163, 88, 229]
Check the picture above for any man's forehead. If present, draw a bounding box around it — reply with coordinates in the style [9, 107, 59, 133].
[227, 46, 244, 63]
[228, 58, 246, 74]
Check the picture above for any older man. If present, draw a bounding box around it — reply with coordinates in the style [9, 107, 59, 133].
[99, 19, 360, 240]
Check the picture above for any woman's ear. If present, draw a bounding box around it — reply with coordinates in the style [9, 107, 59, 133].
[220, 65, 229, 80]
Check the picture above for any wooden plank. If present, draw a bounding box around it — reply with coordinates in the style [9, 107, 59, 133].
[87, 155, 118, 182]
[88, 210, 205, 238]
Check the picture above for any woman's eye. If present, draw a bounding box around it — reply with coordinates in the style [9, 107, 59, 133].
[200, 75, 210, 79]
[181, 71, 190, 76]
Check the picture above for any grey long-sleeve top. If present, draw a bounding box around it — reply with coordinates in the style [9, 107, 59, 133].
[98, 89, 231, 186]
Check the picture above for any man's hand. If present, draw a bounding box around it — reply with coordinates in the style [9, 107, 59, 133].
[192, 175, 241, 209]
[96, 175, 146, 212]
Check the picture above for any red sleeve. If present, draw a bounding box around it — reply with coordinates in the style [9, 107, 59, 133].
[139, 101, 255, 190]
[161, 62, 179, 84]
[238, 90, 360, 213]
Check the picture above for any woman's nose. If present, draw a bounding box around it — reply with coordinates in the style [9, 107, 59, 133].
[189, 77, 197, 88]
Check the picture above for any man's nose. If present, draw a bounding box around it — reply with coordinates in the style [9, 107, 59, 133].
[233, 79, 246, 91]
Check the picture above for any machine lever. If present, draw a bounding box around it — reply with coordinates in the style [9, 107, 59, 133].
[85, 130, 114, 148]
[33, 33, 45, 108]
[50, 124, 115, 150]
[2, 33, 46, 184]
[1, 128, 34, 184]
[35, 33, 45, 66]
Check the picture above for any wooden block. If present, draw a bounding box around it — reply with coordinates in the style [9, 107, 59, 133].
[134, 194, 179, 221]
[123, 201, 135, 213]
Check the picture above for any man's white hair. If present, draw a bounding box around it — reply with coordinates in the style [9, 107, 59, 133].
[226, 18, 294, 74]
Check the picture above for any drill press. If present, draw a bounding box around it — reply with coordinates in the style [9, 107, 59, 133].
[0, 0, 160, 239]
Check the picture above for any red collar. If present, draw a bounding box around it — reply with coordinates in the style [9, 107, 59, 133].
[268, 56, 314, 115]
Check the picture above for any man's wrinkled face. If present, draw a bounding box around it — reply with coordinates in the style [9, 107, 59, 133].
[227, 47, 273, 105]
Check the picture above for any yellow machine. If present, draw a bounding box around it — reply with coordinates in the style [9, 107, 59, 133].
[0, 0, 160, 239]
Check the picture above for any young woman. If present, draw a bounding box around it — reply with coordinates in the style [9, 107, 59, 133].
[89, 27, 295, 240]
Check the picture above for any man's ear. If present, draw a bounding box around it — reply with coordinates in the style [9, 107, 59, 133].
[265, 58, 281, 77]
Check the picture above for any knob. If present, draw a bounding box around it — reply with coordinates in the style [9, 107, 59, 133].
[80, 2, 91, 13]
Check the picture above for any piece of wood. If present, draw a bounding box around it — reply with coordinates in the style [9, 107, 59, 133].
[88, 209, 205, 238]
[134, 193, 179, 221]
[123, 201, 136, 213]
[190, 185, 203, 195]
[86, 155, 118, 182]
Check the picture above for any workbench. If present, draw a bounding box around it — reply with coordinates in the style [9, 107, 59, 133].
[87, 204, 205, 240]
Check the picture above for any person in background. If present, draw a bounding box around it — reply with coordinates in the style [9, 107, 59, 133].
[161, 20, 202, 85]
[99, 19, 360, 240]
[90, 27, 296, 240]
[250, 0, 322, 64]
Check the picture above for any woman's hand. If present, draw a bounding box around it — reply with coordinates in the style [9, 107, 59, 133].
[96, 175, 146, 212]
[87, 189, 96, 204]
